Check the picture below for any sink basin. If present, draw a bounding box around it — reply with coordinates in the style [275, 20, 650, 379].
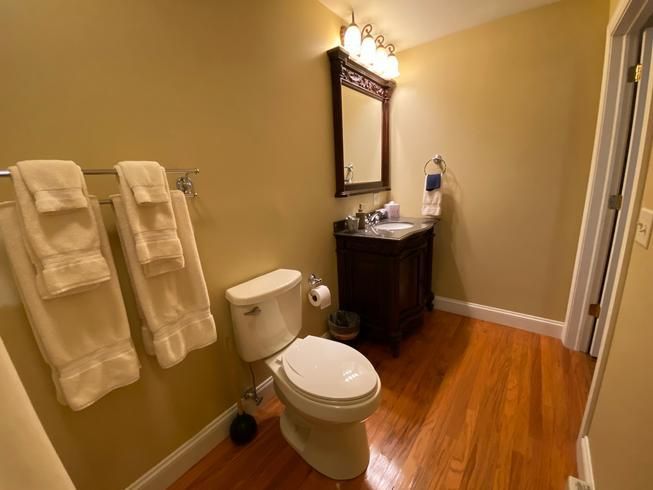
[375, 222, 414, 231]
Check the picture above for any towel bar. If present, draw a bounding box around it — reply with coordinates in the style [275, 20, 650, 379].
[0, 166, 200, 203]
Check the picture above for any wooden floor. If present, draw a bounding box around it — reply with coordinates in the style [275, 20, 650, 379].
[171, 311, 595, 490]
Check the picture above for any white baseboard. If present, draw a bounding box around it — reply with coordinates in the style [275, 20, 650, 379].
[126, 376, 274, 490]
[576, 436, 595, 488]
[434, 296, 564, 339]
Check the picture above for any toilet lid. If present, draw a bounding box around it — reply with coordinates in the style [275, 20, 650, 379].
[282, 336, 378, 402]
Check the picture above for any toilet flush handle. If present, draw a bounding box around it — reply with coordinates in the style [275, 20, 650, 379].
[244, 306, 261, 316]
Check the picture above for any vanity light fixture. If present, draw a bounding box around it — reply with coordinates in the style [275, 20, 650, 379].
[343, 12, 361, 55]
[339, 12, 399, 80]
[384, 44, 400, 79]
[373, 35, 388, 73]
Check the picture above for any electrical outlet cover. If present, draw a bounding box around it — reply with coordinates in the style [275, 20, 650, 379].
[636, 208, 653, 248]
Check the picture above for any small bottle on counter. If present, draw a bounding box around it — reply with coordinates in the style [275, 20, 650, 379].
[356, 204, 367, 229]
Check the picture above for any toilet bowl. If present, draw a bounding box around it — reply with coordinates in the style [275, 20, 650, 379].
[266, 336, 381, 479]
[225, 269, 381, 480]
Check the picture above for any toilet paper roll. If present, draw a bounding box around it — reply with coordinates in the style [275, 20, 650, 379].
[308, 285, 331, 310]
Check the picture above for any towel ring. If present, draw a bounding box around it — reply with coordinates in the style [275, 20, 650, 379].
[424, 155, 447, 175]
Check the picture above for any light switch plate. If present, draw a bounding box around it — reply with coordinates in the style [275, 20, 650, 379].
[636, 208, 653, 248]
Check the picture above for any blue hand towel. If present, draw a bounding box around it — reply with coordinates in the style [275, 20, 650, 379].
[425, 173, 441, 191]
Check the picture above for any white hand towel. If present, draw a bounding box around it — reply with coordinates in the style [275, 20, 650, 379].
[9, 165, 110, 298]
[0, 200, 140, 411]
[16, 159, 88, 213]
[0, 338, 75, 489]
[116, 160, 169, 205]
[422, 176, 442, 217]
[115, 162, 184, 277]
[112, 191, 216, 368]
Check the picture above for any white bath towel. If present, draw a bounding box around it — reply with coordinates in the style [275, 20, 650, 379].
[112, 191, 216, 368]
[0, 338, 75, 489]
[115, 160, 169, 205]
[16, 159, 88, 214]
[10, 165, 110, 298]
[115, 162, 184, 277]
[421, 175, 442, 217]
[0, 200, 140, 411]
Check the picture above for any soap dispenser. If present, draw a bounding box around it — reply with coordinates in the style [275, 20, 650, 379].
[356, 204, 367, 230]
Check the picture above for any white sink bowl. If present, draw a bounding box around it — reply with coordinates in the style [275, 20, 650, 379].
[375, 222, 414, 231]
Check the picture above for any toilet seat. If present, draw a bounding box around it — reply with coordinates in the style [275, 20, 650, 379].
[281, 336, 377, 402]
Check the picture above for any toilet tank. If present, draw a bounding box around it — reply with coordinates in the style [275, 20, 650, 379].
[225, 269, 302, 362]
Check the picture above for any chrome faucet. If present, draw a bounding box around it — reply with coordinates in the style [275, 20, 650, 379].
[366, 210, 385, 227]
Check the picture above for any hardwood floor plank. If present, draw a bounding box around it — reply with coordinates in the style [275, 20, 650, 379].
[171, 311, 595, 490]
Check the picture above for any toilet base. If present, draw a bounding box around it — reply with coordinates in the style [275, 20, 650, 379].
[279, 407, 370, 480]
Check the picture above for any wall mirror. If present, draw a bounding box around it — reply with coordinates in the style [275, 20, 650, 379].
[328, 47, 395, 197]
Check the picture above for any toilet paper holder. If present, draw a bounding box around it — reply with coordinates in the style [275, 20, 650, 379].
[308, 273, 323, 288]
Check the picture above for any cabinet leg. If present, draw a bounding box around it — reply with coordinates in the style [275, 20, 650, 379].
[426, 292, 435, 311]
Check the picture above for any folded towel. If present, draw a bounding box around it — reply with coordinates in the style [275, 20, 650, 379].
[112, 191, 216, 368]
[116, 161, 169, 205]
[16, 160, 88, 214]
[115, 163, 184, 277]
[422, 176, 442, 217]
[0, 200, 140, 411]
[9, 166, 111, 298]
[0, 338, 75, 489]
[425, 173, 441, 191]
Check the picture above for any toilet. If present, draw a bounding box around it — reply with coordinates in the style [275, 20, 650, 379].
[225, 269, 381, 480]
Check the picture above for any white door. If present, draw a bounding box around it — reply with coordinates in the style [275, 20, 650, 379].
[589, 28, 653, 356]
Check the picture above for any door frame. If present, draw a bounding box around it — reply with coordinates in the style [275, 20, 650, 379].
[567, 0, 653, 474]
[564, 0, 653, 352]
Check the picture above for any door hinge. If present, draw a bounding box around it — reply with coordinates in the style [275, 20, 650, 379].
[608, 194, 623, 210]
[628, 64, 643, 83]
[588, 303, 601, 318]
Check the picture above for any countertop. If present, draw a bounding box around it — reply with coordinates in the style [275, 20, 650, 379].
[333, 217, 438, 241]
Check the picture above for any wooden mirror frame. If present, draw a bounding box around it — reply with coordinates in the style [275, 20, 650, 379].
[328, 47, 396, 198]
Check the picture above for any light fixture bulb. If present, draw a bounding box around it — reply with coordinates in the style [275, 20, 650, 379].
[359, 25, 376, 65]
[384, 45, 400, 78]
[343, 12, 361, 55]
[373, 36, 388, 73]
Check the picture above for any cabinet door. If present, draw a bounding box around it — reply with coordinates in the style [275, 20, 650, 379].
[398, 248, 422, 314]
[344, 252, 390, 335]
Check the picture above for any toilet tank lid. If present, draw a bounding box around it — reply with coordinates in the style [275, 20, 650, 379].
[225, 269, 302, 306]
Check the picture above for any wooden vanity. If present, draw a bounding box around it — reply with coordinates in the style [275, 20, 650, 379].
[334, 218, 436, 356]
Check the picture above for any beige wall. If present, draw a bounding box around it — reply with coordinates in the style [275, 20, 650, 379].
[587, 150, 653, 490]
[390, 0, 609, 321]
[0, 1, 387, 488]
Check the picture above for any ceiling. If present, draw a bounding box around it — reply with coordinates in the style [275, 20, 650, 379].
[318, 0, 560, 51]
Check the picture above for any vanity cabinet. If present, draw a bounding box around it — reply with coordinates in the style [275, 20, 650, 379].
[335, 224, 435, 356]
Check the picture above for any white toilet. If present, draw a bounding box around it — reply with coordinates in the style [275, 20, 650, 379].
[225, 269, 381, 480]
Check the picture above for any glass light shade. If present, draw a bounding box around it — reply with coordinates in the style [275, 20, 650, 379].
[385, 53, 400, 78]
[360, 35, 376, 64]
[343, 23, 361, 55]
[374, 45, 388, 72]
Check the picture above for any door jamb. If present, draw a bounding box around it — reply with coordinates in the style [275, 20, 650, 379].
[564, 0, 652, 352]
[569, 0, 653, 444]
